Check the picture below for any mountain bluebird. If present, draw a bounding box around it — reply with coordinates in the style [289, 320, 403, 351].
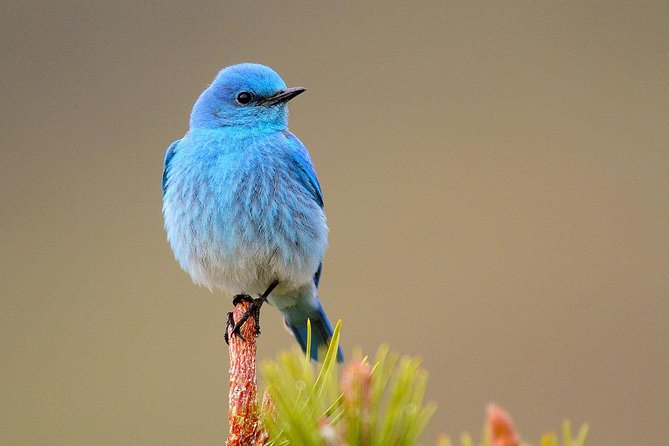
[162, 63, 342, 361]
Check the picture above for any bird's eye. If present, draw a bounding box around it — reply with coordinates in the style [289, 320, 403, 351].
[236, 92, 253, 105]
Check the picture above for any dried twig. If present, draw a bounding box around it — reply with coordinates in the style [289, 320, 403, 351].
[226, 300, 268, 446]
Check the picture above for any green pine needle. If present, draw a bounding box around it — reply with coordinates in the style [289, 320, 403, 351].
[259, 322, 588, 446]
[261, 320, 435, 445]
[439, 420, 589, 446]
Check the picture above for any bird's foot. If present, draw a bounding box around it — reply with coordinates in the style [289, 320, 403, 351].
[226, 281, 279, 343]
[224, 296, 251, 344]
[229, 294, 263, 340]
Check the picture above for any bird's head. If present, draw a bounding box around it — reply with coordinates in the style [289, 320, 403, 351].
[189, 63, 305, 130]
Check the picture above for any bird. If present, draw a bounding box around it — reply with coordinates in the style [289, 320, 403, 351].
[162, 63, 342, 362]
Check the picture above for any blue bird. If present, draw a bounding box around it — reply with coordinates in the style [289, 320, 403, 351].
[162, 63, 342, 362]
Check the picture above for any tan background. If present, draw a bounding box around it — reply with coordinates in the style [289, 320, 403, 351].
[1, 1, 668, 445]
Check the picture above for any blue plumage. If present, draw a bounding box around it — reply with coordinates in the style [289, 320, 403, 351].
[162, 63, 342, 362]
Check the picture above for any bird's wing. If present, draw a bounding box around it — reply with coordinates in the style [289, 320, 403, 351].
[313, 262, 323, 288]
[285, 132, 324, 208]
[162, 140, 180, 196]
[284, 132, 325, 287]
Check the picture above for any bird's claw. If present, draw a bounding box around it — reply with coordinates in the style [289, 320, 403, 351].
[225, 294, 253, 344]
[225, 282, 279, 344]
[232, 294, 254, 306]
[224, 311, 241, 344]
[229, 297, 264, 339]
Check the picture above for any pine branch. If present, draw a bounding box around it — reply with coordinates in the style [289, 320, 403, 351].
[226, 299, 268, 446]
[222, 317, 588, 446]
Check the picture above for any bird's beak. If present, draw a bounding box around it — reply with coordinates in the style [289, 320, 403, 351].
[260, 87, 306, 106]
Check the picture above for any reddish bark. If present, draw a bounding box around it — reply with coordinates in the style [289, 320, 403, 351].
[226, 300, 268, 446]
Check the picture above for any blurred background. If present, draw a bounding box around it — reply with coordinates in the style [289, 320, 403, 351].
[1, 1, 668, 444]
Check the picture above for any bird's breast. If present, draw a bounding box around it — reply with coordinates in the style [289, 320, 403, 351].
[163, 131, 327, 293]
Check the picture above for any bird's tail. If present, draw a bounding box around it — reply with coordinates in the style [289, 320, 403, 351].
[283, 298, 343, 363]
